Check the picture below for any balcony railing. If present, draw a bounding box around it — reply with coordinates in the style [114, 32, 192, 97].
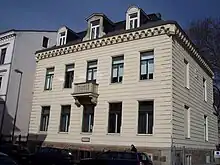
[73, 82, 98, 95]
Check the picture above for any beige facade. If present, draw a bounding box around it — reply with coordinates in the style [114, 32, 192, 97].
[29, 19, 217, 164]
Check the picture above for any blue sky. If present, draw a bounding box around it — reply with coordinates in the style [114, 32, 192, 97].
[1, 0, 220, 32]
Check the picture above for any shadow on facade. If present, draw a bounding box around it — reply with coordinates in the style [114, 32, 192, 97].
[0, 97, 20, 142]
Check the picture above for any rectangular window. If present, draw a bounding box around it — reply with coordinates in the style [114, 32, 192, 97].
[108, 102, 122, 133]
[184, 59, 189, 88]
[111, 56, 124, 83]
[42, 36, 49, 48]
[129, 13, 138, 29]
[59, 32, 66, 45]
[44, 68, 54, 90]
[203, 78, 207, 101]
[90, 20, 100, 39]
[0, 48, 6, 65]
[204, 115, 208, 141]
[82, 105, 94, 133]
[140, 51, 154, 80]
[59, 105, 71, 132]
[40, 106, 50, 131]
[87, 60, 97, 82]
[138, 101, 154, 134]
[64, 64, 74, 88]
[0, 76, 2, 89]
[186, 155, 192, 165]
[184, 105, 190, 138]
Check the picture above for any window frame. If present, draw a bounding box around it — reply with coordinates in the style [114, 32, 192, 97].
[59, 32, 66, 45]
[140, 51, 154, 80]
[184, 105, 190, 139]
[90, 20, 100, 40]
[0, 76, 3, 89]
[44, 67, 54, 90]
[111, 56, 124, 83]
[86, 60, 97, 83]
[82, 105, 95, 133]
[0, 48, 7, 65]
[184, 59, 189, 89]
[203, 78, 207, 102]
[59, 105, 71, 132]
[108, 102, 122, 134]
[64, 64, 74, 88]
[40, 106, 50, 132]
[129, 13, 139, 29]
[204, 115, 208, 141]
[137, 101, 154, 135]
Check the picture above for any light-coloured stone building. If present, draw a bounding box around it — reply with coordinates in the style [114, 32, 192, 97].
[29, 6, 218, 165]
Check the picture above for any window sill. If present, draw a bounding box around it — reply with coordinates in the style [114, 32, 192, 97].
[107, 133, 120, 136]
[43, 89, 52, 92]
[58, 132, 69, 134]
[38, 131, 47, 134]
[110, 82, 123, 85]
[139, 79, 154, 82]
[185, 137, 191, 139]
[80, 132, 92, 135]
[136, 134, 153, 136]
[185, 87, 190, 90]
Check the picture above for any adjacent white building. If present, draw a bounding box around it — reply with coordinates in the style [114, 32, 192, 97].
[29, 6, 218, 165]
[0, 30, 57, 140]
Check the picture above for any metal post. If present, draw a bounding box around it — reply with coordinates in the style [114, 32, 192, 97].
[12, 69, 23, 143]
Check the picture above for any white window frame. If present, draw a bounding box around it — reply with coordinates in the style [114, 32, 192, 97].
[59, 32, 66, 45]
[204, 115, 208, 141]
[90, 21, 100, 39]
[203, 78, 207, 102]
[184, 105, 190, 138]
[185, 155, 192, 165]
[129, 13, 139, 29]
[184, 59, 189, 89]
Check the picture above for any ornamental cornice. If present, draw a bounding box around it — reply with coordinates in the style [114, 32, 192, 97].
[35, 23, 213, 76]
[0, 33, 16, 42]
[35, 24, 172, 61]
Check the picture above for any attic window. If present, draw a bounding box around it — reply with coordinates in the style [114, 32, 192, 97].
[90, 20, 100, 39]
[59, 32, 66, 45]
[129, 13, 138, 29]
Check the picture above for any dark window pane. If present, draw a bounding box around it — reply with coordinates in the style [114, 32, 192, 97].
[0, 48, 6, 65]
[59, 105, 71, 132]
[82, 105, 94, 133]
[138, 101, 153, 134]
[42, 37, 49, 48]
[40, 106, 50, 131]
[108, 103, 122, 133]
[111, 56, 124, 83]
[87, 60, 97, 82]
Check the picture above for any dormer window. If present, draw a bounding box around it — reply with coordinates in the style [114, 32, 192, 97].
[129, 13, 138, 29]
[126, 6, 141, 30]
[59, 32, 66, 45]
[90, 20, 100, 39]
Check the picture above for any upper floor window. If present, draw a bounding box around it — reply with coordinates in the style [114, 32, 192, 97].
[42, 36, 49, 48]
[87, 60, 97, 82]
[90, 20, 100, 39]
[0, 48, 6, 65]
[140, 51, 154, 80]
[64, 64, 74, 88]
[111, 56, 124, 83]
[203, 78, 207, 102]
[184, 59, 189, 89]
[40, 106, 50, 132]
[138, 101, 154, 134]
[44, 67, 54, 90]
[129, 13, 138, 29]
[59, 32, 66, 45]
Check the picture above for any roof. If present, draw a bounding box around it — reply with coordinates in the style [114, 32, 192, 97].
[0, 29, 57, 36]
[36, 15, 164, 54]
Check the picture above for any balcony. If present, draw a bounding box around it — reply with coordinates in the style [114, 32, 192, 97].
[71, 82, 99, 107]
